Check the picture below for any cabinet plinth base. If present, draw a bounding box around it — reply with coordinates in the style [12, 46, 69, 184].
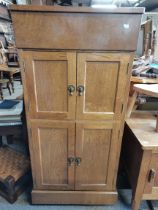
[32, 190, 118, 205]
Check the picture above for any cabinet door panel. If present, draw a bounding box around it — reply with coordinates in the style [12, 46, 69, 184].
[30, 120, 75, 190]
[75, 122, 120, 191]
[77, 53, 131, 120]
[22, 51, 76, 120]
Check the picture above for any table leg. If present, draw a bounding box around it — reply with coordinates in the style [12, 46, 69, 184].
[126, 91, 138, 118]
[0, 136, 2, 147]
[147, 200, 154, 210]
[7, 82, 11, 95]
[156, 115, 158, 133]
[132, 199, 141, 210]
[7, 135, 13, 144]
[9, 72, 14, 93]
[0, 83, 3, 100]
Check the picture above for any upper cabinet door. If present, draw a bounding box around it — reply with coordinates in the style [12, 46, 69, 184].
[22, 51, 76, 120]
[76, 53, 131, 121]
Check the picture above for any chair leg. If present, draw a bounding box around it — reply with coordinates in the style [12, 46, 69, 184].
[0, 136, 2, 147]
[7, 82, 11, 95]
[4, 176, 17, 203]
[156, 115, 158, 132]
[7, 135, 14, 144]
[147, 200, 154, 210]
[0, 83, 3, 100]
[9, 73, 14, 93]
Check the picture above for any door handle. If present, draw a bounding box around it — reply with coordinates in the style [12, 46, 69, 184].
[148, 169, 156, 183]
[67, 85, 75, 96]
[75, 157, 81, 166]
[77, 85, 84, 96]
[67, 157, 75, 166]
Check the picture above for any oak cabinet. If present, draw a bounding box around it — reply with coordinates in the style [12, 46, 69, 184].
[9, 5, 143, 205]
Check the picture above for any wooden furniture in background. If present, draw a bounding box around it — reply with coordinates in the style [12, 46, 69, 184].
[9, 5, 143, 205]
[122, 113, 158, 210]
[0, 146, 30, 203]
[131, 76, 158, 84]
[126, 84, 158, 132]
[0, 65, 21, 93]
[0, 78, 11, 99]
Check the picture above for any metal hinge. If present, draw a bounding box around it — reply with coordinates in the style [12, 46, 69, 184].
[121, 103, 124, 113]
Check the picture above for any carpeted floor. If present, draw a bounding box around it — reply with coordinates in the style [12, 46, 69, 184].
[0, 189, 157, 210]
[2, 81, 23, 100]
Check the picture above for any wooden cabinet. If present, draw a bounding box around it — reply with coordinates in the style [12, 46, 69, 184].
[122, 114, 158, 210]
[9, 5, 143, 205]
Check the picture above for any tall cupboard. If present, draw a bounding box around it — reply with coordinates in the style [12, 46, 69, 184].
[9, 5, 144, 204]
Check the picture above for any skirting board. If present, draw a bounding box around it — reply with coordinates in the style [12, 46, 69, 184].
[32, 190, 118, 205]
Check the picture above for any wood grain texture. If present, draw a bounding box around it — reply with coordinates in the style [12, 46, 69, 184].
[32, 190, 118, 205]
[143, 187, 158, 200]
[126, 113, 158, 150]
[76, 52, 131, 121]
[22, 51, 76, 120]
[75, 122, 113, 191]
[30, 120, 75, 190]
[10, 10, 142, 51]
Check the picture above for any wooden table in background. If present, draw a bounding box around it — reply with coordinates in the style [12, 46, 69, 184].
[131, 76, 158, 84]
[0, 65, 20, 93]
[122, 112, 158, 210]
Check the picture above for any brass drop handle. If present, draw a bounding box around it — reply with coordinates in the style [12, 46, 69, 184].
[68, 85, 75, 96]
[148, 169, 156, 183]
[67, 157, 75, 166]
[77, 85, 84, 96]
[75, 157, 81, 166]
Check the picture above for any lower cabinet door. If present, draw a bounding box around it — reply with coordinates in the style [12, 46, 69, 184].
[75, 121, 120, 191]
[30, 120, 75, 190]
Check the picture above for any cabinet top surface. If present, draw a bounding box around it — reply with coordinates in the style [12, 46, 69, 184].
[9, 5, 144, 14]
[126, 112, 158, 150]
